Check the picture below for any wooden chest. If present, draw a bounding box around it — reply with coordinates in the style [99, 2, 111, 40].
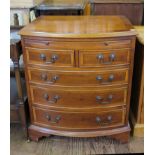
[19, 16, 136, 142]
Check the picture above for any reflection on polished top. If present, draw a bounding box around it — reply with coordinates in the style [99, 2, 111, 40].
[19, 16, 136, 38]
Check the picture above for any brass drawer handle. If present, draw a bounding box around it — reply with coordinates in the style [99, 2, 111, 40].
[45, 114, 61, 123]
[51, 54, 59, 63]
[43, 94, 60, 104]
[96, 53, 116, 64]
[40, 53, 59, 64]
[96, 115, 112, 125]
[96, 95, 113, 104]
[41, 74, 59, 84]
[96, 74, 114, 84]
[40, 53, 46, 60]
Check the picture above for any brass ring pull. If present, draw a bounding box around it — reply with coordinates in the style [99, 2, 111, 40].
[96, 115, 112, 125]
[96, 53, 116, 64]
[41, 74, 59, 84]
[40, 53, 59, 64]
[96, 95, 113, 104]
[43, 94, 60, 104]
[45, 114, 61, 123]
[96, 74, 114, 84]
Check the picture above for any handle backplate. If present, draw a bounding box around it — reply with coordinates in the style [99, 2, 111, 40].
[96, 74, 114, 84]
[96, 94, 113, 104]
[40, 53, 59, 64]
[96, 115, 112, 125]
[41, 74, 59, 84]
[45, 114, 61, 123]
[96, 53, 116, 64]
[43, 94, 60, 104]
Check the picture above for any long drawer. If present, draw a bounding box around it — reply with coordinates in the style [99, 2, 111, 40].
[79, 49, 131, 67]
[28, 68, 129, 86]
[30, 86, 127, 109]
[24, 38, 131, 50]
[32, 107, 126, 130]
[25, 48, 75, 67]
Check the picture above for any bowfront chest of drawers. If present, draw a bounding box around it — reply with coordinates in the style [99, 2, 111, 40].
[19, 16, 136, 142]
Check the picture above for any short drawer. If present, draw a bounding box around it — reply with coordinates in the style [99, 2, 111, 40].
[33, 107, 126, 130]
[28, 68, 129, 86]
[30, 86, 127, 109]
[79, 49, 130, 67]
[25, 48, 75, 67]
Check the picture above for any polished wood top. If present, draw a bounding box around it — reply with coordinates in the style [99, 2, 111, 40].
[37, 0, 87, 10]
[19, 16, 136, 38]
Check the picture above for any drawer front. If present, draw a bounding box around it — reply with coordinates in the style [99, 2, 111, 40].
[25, 48, 75, 67]
[24, 39, 131, 50]
[79, 49, 130, 67]
[33, 107, 126, 129]
[28, 68, 129, 86]
[30, 86, 127, 108]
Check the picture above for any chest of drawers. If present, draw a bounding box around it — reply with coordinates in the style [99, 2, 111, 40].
[19, 16, 136, 143]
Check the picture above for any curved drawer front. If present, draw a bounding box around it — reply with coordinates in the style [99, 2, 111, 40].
[30, 86, 127, 109]
[33, 107, 126, 130]
[25, 48, 75, 67]
[24, 38, 131, 50]
[79, 49, 130, 67]
[28, 68, 129, 86]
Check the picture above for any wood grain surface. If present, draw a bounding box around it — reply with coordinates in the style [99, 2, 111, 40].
[30, 86, 127, 110]
[19, 16, 135, 38]
[28, 67, 129, 87]
[10, 124, 144, 155]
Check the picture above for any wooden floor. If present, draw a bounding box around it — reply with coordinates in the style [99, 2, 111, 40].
[10, 124, 144, 155]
